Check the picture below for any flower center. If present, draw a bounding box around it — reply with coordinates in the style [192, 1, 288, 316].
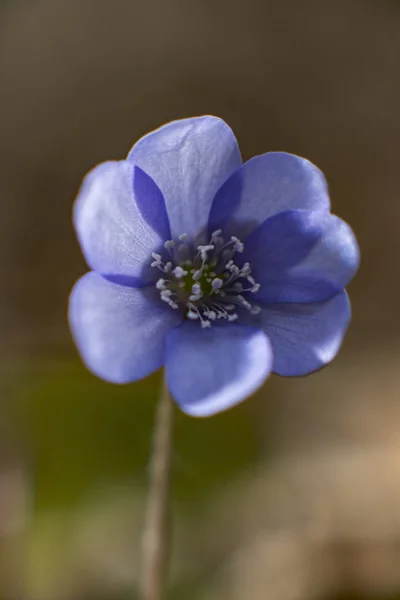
[150, 230, 261, 328]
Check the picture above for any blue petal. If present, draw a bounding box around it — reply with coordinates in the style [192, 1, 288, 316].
[166, 322, 272, 416]
[209, 152, 330, 240]
[74, 161, 170, 286]
[69, 272, 182, 383]
[259, 291, 351, 376]
[242, 210, 359, 303]
[127, 116, 242, 241]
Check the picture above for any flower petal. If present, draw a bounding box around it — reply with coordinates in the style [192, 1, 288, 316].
[242, 210, 359, 303]
[128, 116, 242, 241]
[69, 272, 182, 383]
[166, 322, 272, 416]
[74, 161, 170, 286]
[259, 291, 351, 376]
[209, 152, 330, 239]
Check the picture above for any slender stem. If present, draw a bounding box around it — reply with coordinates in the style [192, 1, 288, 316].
[140, 373, 174, 600]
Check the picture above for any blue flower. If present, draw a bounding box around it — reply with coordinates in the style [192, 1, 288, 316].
[69, 116, 359, 417]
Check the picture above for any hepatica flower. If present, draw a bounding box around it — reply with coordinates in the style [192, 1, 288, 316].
[69, 116, 359, 416]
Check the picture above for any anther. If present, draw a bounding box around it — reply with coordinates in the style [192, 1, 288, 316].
[191, 283, 202, 295]
[151, 228, 260, 328]
[211, 278, 223, 290]
[192, 269, 203, 281]
[231, 236, 244, 252]
[197, 244, 215, 260]
[211, 229, 222, 240]
[205, 310, 217, 320]
[173, 266, 187, 278]
[156, 278, 166, 290]
[187, 310, 199, 320]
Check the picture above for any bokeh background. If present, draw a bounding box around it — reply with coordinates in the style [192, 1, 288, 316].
[0, 1, 399, 598]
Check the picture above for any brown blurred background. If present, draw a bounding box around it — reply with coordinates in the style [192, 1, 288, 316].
[0, 1, 399, 599]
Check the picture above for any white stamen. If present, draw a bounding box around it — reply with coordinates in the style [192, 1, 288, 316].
[156, 278, 166, 290]
[204, 310, 217, 320]
[211, 278, 223, 290]
[160, 288, 179, 310]
[187, 310, 199, 320]
[231, 236, 244, 252]
[223, 304, 236, 311]
[236, 295, 251, 310]
[190, 282, 203, 301]
[197, 244, 214, 261]
[211, 229, 222, 241]
[151, 228, 261, 329]
[241, 263, 251, 276]
[191, 283, 202, 295]
[192, 269, 203, 281]
[173, 266, 187, 278]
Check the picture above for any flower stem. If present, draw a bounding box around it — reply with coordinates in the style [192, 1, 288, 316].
[140, 373, 173, 600]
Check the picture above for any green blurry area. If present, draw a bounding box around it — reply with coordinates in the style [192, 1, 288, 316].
[6, 360, 399, 600]
[10, 357, 261, 599]
[21, 360, 259, 511]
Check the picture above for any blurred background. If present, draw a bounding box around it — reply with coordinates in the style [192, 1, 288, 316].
[0, 0, 399, 598]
